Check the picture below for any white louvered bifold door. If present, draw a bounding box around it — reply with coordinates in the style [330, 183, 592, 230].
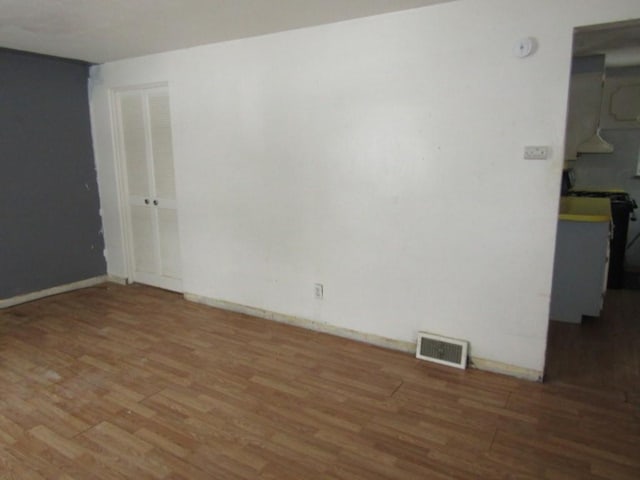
[117, 87, 182, 292]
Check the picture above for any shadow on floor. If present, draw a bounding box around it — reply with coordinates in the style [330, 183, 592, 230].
[623, 271, 640, 290]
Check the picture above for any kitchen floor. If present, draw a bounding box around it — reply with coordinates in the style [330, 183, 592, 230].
[545, 287, 640, 403]
[623, 271, 640, 290]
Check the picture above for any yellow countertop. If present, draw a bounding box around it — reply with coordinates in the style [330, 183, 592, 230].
[559, 197, 611, 222]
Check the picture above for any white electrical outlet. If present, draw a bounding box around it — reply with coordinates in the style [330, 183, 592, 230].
[314, 283, 323, 300]
[524, 145, 551, 160]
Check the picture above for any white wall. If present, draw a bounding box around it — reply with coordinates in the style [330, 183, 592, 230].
[90, 0, 640, 376]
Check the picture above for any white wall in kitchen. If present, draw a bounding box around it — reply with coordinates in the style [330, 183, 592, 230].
[90, 0, 640, 378]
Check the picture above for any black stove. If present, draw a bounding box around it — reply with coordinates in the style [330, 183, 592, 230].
[566, 190, 637, 289]
[567, 190, 636, 207]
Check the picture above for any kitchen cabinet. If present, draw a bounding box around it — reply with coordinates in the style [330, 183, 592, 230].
[550, 198, 611, 323]
[599, 72, 640, 129]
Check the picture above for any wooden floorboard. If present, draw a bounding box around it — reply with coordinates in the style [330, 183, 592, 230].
[546, 289, 640, 400]
[0, 283, 638, 479]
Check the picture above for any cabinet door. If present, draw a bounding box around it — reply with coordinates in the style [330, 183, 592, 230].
[117, 87, 182, 292]
[550, 220, 609, 323]
[600, 76, 640, 129]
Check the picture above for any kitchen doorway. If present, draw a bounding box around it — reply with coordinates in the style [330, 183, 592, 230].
[545, 19, 640, 396]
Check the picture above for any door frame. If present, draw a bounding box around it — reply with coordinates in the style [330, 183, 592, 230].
[109, 82, 182, 291]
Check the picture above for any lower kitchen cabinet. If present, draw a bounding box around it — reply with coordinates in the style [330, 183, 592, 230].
[550, 218, 610, 323]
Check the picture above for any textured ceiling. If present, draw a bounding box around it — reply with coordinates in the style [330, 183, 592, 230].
[0, 0, 455, 63]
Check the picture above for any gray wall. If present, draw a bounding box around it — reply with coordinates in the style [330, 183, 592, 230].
[0, 49, 106, 299]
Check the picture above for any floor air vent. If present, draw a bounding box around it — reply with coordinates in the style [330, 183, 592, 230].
[416, 332, 468, 369]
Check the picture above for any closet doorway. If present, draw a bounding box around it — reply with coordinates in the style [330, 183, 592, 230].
[114, 85, 182, 292]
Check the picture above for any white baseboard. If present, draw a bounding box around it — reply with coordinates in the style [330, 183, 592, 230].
[184, 293, 416, 354]
[0, 276, 108, 309]
[184, 292, 543, 382]
[107, 275, 128, 285]
[469, 356, 543, 382]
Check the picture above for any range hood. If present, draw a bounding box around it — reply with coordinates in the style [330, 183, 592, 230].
[565, 54, 615, 158]
[577, 128, 614, 153]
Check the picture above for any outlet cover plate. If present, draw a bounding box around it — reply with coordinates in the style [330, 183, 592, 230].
[524, 145, 550, 160]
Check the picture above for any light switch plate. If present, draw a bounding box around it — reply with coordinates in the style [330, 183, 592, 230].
[524, 146, 550, 160]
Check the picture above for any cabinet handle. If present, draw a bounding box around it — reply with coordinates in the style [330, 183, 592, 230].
[153, 200, 158, 206]
[144, 198, 149, 205]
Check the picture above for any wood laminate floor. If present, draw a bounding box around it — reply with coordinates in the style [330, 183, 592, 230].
[0, 283, 638, 479]
[546, 288, 640, 405]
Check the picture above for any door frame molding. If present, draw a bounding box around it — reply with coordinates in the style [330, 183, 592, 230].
[108, 81, 177, 289]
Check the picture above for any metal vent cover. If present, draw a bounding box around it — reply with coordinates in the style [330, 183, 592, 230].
[416, 332, 468, 369]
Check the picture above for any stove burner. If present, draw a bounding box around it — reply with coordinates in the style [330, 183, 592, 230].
[568, 190, 629, 201]
[567, 190, 637, 211]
